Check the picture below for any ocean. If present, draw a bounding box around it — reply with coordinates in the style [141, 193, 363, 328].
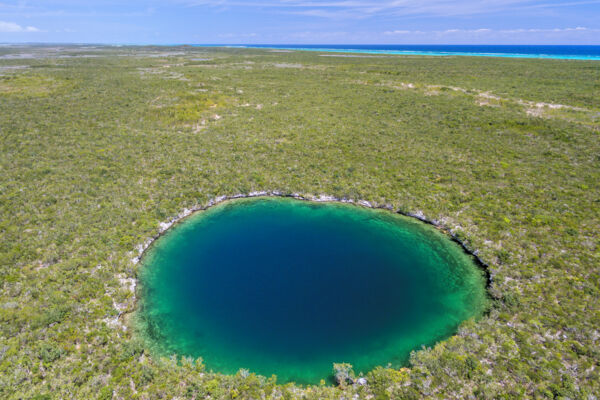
[212, 44, 600, 60]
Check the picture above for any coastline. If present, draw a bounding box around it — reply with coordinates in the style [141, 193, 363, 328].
[219, 45, 600, 61]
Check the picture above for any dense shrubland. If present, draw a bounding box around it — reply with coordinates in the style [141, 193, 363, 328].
[0, 45, 599, 399]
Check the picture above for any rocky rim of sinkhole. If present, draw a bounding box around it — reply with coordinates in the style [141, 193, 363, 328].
[103, 191, 493, 333]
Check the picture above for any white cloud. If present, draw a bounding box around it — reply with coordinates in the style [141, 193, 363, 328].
[384, 28, 493, 36]
[218, 32, 258, 38]
[384, 30, 412, 35]
[383, 27, 598, 35]
[500, 26, 593, 33]
[289, 30, 349, 38]
[0, 21, 39, 32]
[378, 26, 600, 44]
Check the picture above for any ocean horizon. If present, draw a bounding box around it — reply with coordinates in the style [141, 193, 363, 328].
[195, 44, 600, 60]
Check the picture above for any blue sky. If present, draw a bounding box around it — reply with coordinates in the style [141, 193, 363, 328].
[0, 0, 599, 44]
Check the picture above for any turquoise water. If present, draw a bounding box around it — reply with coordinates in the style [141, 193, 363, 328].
[218, 44, 600, 61]
[137, 197, 489, 384]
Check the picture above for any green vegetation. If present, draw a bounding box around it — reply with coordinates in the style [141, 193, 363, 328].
[150, 91, 231, 128]
[0, 45, 599, 399]
[0, 74, 72, 97]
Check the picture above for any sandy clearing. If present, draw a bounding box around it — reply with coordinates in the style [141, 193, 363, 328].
[358, 79, 595, 124]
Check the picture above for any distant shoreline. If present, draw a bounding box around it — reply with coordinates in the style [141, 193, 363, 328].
[215, 44, 600, 61]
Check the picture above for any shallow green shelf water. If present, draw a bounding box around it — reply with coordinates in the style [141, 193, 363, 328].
[136, 197, 488, 384]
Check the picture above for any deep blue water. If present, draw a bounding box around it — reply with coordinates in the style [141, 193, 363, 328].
[203, 44, 600, 60]
[138, 198, 488, 384]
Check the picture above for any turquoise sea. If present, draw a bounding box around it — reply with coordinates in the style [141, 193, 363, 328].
[203, 44, 600, 60]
